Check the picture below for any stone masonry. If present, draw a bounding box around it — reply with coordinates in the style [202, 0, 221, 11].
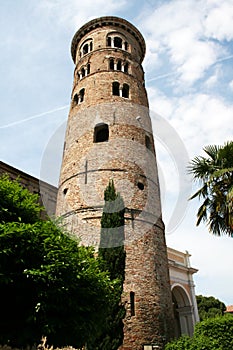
[56, 16, 175, 349]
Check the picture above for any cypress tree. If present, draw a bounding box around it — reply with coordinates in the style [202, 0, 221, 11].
[95, 180, 126, 349]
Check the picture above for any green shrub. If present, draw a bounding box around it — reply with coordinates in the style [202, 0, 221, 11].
[165, 314, 233, 349]
[165, 335, 192, 350]
[194, 313, 233, 349]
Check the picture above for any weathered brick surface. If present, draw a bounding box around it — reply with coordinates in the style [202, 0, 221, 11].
[56, 16, 175, 349]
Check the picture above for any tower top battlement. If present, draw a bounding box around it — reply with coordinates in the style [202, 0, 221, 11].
[71, 16, 146, 63]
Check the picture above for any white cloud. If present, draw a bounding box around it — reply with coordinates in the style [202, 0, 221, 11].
[139, 0, 231, 87]
[204, 1, 233, 41]
[229, 80, 233, 91]
[37, 0, 127, 30]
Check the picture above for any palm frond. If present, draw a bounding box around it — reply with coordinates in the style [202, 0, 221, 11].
[196, 198, 210, 226]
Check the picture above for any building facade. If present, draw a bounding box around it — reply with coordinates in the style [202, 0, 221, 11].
[167, 248, 199, 338]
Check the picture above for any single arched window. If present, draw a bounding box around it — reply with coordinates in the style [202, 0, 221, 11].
[79, 88, 85, 103]
[124, 62, 129, 73]
[109, 58, 114, 70]
[122, 83, 129, 98]
[107, 36, 112, 47]
[114, 36, 122, 48]
[117, 60, 122, 71]
[81, 67, 85, 77]
[73, 93, 79, 106]
[82, 43, 89, 55]
[94, 123, 109, 143]
[112, 82, 120, 96]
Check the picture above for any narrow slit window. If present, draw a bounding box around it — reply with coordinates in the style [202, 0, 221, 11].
[124, 41, 128, 50]
[90, 41, 93, 51]
[130, 291, 135, 316]
[122, 83, 129, 98]
[94, 123, 109, 143]
[112, 82, 120, 96]
[145, 135, 153, 152]
[87, 64, 90, 75]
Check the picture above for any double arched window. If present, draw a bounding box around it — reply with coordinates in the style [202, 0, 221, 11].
[73, 88, 85, 106]
[80, 39, 93, 57]
[77, 64, 90, 80]
[107, 33, 128, 51]
[112, 82, 130, 98]
[109, 58, 129, 73]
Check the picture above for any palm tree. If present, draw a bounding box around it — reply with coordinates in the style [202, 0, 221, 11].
[188, 141, 233, 236]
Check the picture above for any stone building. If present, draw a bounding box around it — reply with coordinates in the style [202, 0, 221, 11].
[0, 161, 57, 219]
[56, 16, 175, 349]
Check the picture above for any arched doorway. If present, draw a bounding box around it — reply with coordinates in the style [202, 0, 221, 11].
[172, 284, 195, 338]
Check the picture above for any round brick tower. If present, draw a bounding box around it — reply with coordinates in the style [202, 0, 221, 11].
[56, 16, 174, 349]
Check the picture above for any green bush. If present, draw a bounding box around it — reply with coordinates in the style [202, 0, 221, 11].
[165, 314, 233, 349]
[194, 313, 233, 349]
[165, 335, 192, 350]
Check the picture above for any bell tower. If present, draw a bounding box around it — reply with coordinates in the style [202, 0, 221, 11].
[56, 16, 174, 349]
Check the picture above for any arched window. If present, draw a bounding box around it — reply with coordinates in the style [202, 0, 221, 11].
[114, 36, 122, 48]
[117, 60, 122, 71]
[107, 36, 111, 47]
[112, 82, 120, 96]
[109, 58, 114, 70]
[124, 62, 129, 73]
[122, 83, 129, 98]
[94, 123, 109, 143]
[82, 43, 89, 55]
[81, 67, 85, 77]
[79, 88, 85, 103]
[80, 39, 93, 57]
[73, 93, 79, 106]
[124, 41, 128, 51]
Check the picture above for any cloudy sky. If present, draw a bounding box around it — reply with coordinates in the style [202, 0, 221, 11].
[0, 0, 233, 305]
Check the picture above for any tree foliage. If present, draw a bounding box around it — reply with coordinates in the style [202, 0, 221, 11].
[0, 175, 115, 348]
[0, 174, 42, 223]
[95, 180, 126, 350]
[196, 295, 226, 321]
[165, 314, 233, 350]
[188, 141, 233, 236]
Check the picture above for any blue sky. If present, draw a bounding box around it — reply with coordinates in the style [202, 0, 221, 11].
[0, 0, 233, 305]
